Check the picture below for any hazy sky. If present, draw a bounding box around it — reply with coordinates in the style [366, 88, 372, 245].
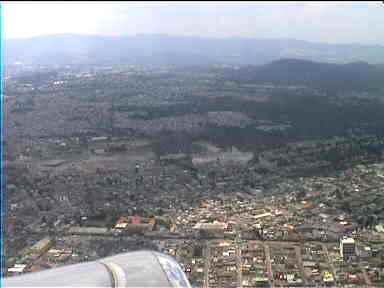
[4, 1, 384, 45]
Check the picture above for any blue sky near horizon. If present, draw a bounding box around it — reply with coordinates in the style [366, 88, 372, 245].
[3, 1, 384, 45]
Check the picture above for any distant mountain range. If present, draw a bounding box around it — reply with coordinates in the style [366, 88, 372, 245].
[6, 34, 384, 67]
[223, 59, 384, 93]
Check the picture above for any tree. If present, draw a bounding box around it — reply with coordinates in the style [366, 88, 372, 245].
[335, 189, 343, 200]
[296, 189, 306, 200]
[342, 201, 351, 213]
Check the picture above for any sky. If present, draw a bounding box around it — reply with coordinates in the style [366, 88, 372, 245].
[3, 1, 384, 45]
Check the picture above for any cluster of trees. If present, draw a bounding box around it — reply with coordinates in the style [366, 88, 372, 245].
[223, 59, 384, 94]
[322, 137, 384, 166]
[152, 131, 194, 158]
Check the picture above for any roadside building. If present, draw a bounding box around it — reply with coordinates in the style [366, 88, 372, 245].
[340, 237, 356, 260]
[115, 216, 129, 229]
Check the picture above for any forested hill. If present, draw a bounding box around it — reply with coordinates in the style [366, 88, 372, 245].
[222, 59, 384, 93]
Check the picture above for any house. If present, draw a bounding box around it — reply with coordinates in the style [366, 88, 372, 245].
[131, 215, 141, 225]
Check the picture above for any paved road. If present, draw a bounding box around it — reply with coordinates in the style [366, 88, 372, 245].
[321, 243, 337, 286]
[294, 245, 306, 286]
[235, 232, 242, 288]
[263, 243, 273, 288]
[203, 240, 210, 288]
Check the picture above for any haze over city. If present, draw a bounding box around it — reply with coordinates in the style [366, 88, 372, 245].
[4, 1, 384, 45]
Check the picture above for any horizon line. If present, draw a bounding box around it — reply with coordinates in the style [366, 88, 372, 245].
[5, 33, 384, 48]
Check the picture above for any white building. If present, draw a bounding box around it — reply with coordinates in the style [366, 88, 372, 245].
[340, 237, 356, 260]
